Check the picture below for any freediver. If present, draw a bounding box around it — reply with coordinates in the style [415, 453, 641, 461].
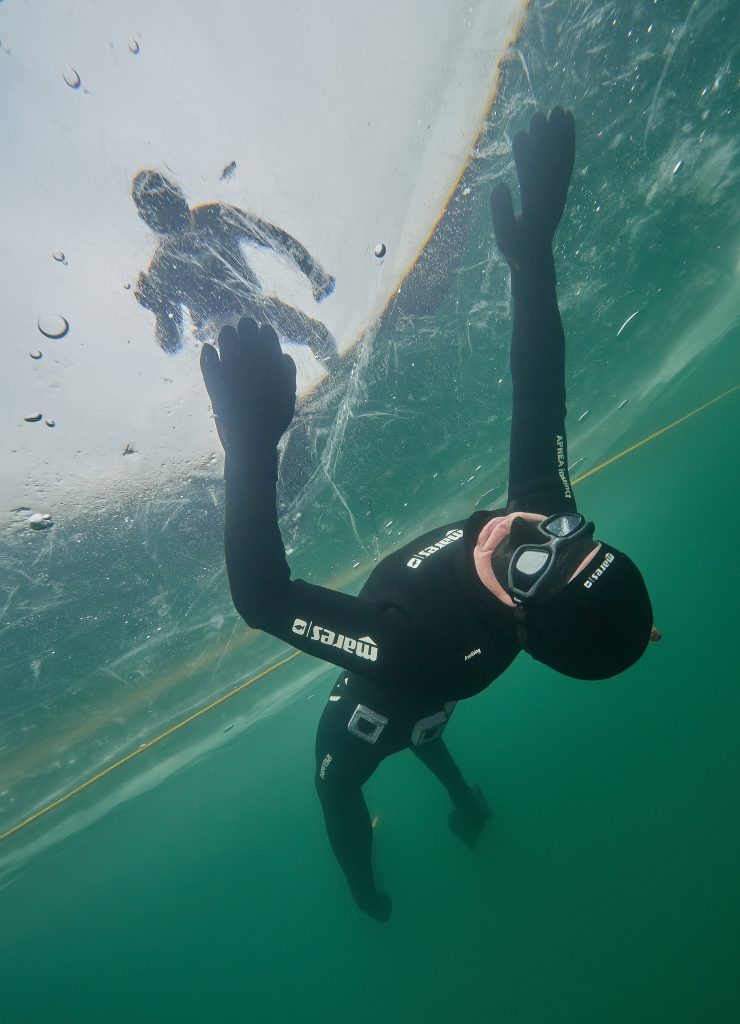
[200, 109, 659, 923]
[132, 170, 337, 364]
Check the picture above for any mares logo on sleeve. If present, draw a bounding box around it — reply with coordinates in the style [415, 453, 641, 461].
[406, 528, 463, 569]
[292, 619, 378, 662]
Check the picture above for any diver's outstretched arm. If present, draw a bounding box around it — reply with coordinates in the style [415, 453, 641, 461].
[491, 108, 578, 516]
[200, 317, 416, 681]
[194, 205, 335, 301]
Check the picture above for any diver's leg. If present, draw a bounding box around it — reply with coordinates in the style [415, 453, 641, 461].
[409, 736, 471, 805]
[315, 769, 387, 920]
[261, 296, 338, 367]
[410, 735, 491, 849]
[314, 675, 406, 922]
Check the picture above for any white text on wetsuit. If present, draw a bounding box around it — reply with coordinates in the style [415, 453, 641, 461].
[556, 435, 572, 499]
[291, 619, 379, 662]
[406, 528, 463, 569]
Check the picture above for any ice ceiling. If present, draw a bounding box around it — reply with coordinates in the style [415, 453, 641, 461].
[2, 0, 524, 523]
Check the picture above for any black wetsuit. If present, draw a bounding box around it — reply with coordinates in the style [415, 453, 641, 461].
[223, 248, 575, 897]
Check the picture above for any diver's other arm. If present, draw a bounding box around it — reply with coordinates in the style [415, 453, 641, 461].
[201, 317, 411, 678]
[491, 108, 578, 516]
[239, 214, 335, 301]
[253, 218, 335, 301]
[195, 205, 335, 302]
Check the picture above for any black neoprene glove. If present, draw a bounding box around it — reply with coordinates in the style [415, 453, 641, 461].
[200, 317, 297, 456]
[490, 107, 575, 270]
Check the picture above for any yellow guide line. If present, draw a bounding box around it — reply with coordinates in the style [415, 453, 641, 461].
[572, 384, 739, 487]
[1, 382, 737, 845]
[0, 652, 301, 844]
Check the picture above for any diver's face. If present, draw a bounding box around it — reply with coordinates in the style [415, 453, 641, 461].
[473, 512, 601, 607]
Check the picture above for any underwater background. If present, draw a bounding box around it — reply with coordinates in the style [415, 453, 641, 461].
[1, 1, 739, 1021]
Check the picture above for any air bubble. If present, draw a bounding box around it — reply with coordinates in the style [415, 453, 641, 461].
[124, 282, 132, 290]
[374, 243, 386, 258]
[63, 66, 81, 89]
[37, 314, 69, 339]
[28, 513, 53, 530]
[52, 250, 67, 264]
[45, 419, 56, 428]
[129, 39, 140, 55]
[30, 350, 43, 360]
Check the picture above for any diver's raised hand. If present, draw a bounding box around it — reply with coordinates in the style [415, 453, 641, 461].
[309, 267, 336, 303]
[200, 317, 296, 453]
[491, 107, 575, 269]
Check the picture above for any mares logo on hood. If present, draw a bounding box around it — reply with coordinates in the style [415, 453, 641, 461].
[582, 551, 615, 588]
[292, 619, 378, 662]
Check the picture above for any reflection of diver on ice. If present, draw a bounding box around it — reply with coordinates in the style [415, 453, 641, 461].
[131, 170, 337, 364]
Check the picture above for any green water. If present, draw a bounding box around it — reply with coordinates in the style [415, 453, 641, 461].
[2, 1, 739, 1021]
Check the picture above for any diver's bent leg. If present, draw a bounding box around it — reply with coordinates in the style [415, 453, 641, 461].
[410, 736, 472, 807]
[411, 737, 491, 849]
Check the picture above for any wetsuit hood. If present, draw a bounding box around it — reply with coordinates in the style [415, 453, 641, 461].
[519, 542, 653, 679]
[464, 512, 653, 680]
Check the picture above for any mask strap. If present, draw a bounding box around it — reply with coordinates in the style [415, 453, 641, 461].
[513, 605, 529, 651]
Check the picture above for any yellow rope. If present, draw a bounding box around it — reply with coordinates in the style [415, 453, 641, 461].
[572, 384, 739, 487]
[0, 651, 301, 843]
[2, 381, 737, 845]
